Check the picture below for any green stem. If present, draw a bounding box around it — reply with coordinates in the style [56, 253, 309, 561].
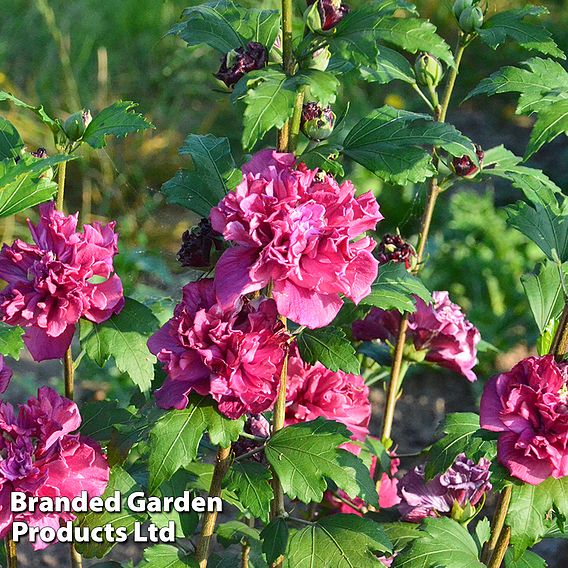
[56, 160, 67, 211]
[195, 445, 232, 568]
[378, 32, 467, 469]
[288, 88, 306, 152]
[70, 544, 83, 568]
[412, 83, 435, 112]
[277, 0, 295, 152]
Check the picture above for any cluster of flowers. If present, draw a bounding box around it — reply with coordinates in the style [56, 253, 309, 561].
[0, 387, 109, 547]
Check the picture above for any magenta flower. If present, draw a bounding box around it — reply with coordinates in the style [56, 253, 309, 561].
[353, 291, 480, 381]
[210, 149, 382, 329]
[0, 202, 124, 361]
[148, 278, 290, 420]
[480, 355, 568, 484]
[0, 357, 12, 394]
[398, 454, 491, 522]
[285, 351, 372, 441]
[0, 387, 109, 548]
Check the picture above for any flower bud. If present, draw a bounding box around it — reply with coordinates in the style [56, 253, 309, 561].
[300, 102, 336, 140]
[63, 110, 92, 142]
[452, 0, 474, 20]
[215, 42, 268, 89]
[458, 6, 484, 33]
[177, 218, 224, 269]
[377, 234, 417, 270]
[305, 0, 349, 33]
[414, 53, 443, 89]
[308, 46, 332, 72]
[452, 144, 484, 178]
[31, 147, 48, 159]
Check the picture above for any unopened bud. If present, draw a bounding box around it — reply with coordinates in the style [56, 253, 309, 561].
[301, 102, 335, 140]
[414, 53, 443, 89]
[215, 42, 268, 89]
[452, 0, 474, 20]
[458, 6, 484, 33]
[305, 0, 349, 34]
[308, 46, 332, 72]
[177, 219, 224, 269]
[452, 145, 484, 178]
[63, 109, 92, 141]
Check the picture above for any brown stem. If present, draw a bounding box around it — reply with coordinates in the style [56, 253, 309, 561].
[64, 346, 75, 399]
[195, 445, 232, 567]
[56, 160, 67, 212]
[481, 485, 512, 564]
[6, 533, 17, 568]
[70, 543, 83, 568]
[552, 302, 568, 356]
[487, 526, 511, 568]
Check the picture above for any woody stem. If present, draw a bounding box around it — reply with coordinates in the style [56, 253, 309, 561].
[6, 533, 17, 568]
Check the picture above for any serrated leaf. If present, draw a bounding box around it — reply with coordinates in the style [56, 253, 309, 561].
[80, 298, 159, 393]
[82, 101, 153, 149]
[0, 154, 76, 218]
[295, 326, 360, 374]
[479, 7, 564, 59]
[505, 549, 547, 568]
[293, 70, 339, 106]
[0, 323, 24, 360]
[526, 99, 568, 158]
[521, 261, 566, 333]
[362, 262, 432, 313]
[148, 395, 244, 492]
[507, 476, 568, 556]
[261, 518, 289, 566]
[425, 413, 496, 480]
[79, 401, 137, 442]
[343, 106, 476, 184]
[474, 517, 491, 550]
[394, 517, 485, 568]
[360, 46, 416, 85]
[224, 461, 273, 523]
[300, 146, 344, 177]
[0, 117, 23, 160]
[217, 520, 261, 547]
[241, 69, 297, 150]
[506, 200, 568, 262]
[0, 91, 60, 133]
[481, 145, 561, 209]
[139, 545, 197, 568]
[162, 134, 239, 217]
[265, 418, 376, 504]
[75, 467, 146, 558]
[285, 515, 391, 568]
[381, 523, 420, 554]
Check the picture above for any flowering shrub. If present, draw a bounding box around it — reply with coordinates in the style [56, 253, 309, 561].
[1, 0, 568, 566]
[0, 387, 109, 548]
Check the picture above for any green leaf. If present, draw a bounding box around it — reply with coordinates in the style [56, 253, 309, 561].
[0, 117, 24, 160]
[0, 154, 76, 218]
[526, 99, 568, 159]
[394, 517, 485, 568]
[362, 262, 432, 313]
[139, 545, 197, 568]
[80, 298, 159, 393]
[0, 91, 60, 133]
[293, 70, 339, 106]
[474, 517, 491, 550]
[507, 476, 568, 556]
[148, 395, 244, 492]
[265, 418, 377, 504]
[295, 326, 361, 374]
[479, 7, 564, 59]
[465, 58, 568, 116]
[217, 520, 261, 547]
[75, 467, 146, 558]
[162, 134, 239, 217]
[171, 1, 279, 52]
[381, 523, 421, 553]
[505, 549, 547, 568]
[0, 323, 24, 360]
[240, 69, 297, 150]
[343, 106, 476, 184]
[425, 413, 496, 480]
[82, 101, 153, 149]
[521, 261, 566, 333]
[224, 461, 273, 523]
[261, 518, 289, 566]
[79, 401, 137, 442]
[300, 147, 345, 177]
[285, 515, 392, 567]
[506, 200, 568, 262]
[360, 46, 416, 85]
[481, 146, 561, 209]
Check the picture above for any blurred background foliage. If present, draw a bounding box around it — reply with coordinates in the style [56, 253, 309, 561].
[1, 0, 567, 389]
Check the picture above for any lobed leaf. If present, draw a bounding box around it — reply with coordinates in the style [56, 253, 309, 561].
[0, 117, 24, 160]
[0, 323, 24, 360]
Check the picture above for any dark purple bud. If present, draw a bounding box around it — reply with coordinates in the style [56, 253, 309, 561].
[377, 234, 416, 270]
[301, 102, 335, 140]
[233, 414, 269, 464]
[215, 41, 268, 89]
[31, 148, 48, 159]
[307, 0, 350, 31]
[452, 145, 484, 178]
[177, 218, 223, 269]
